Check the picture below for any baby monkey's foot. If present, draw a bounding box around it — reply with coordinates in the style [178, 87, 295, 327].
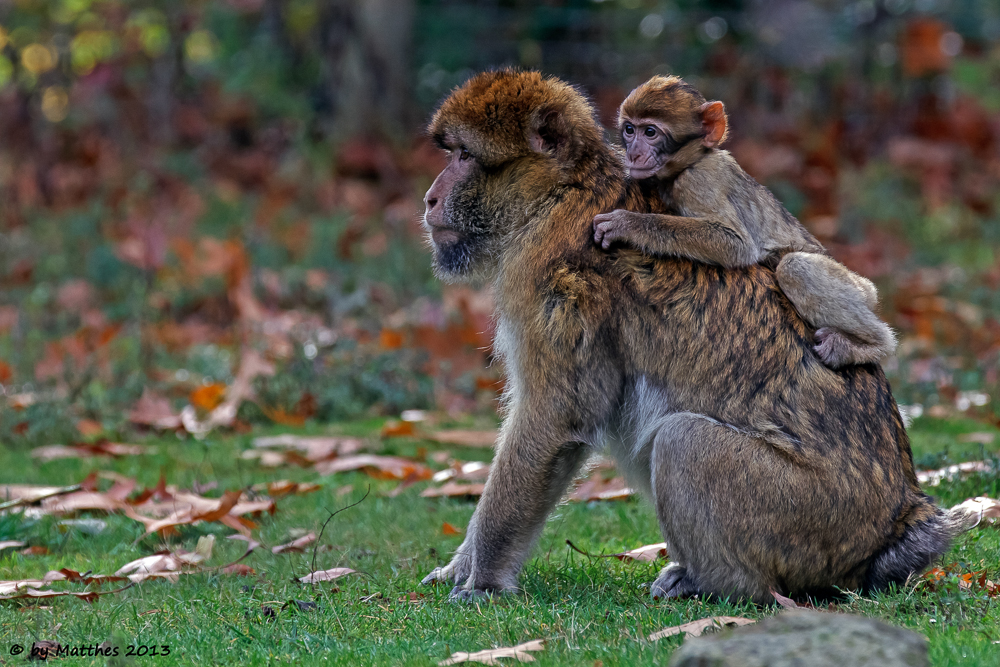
[650, 563, 700, 600]
[814, 328, 884, 368]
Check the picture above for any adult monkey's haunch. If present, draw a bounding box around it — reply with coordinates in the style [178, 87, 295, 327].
[420, 70, 963, 603]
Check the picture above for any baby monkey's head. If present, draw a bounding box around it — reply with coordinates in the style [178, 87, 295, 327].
[617, 75, 729, 180]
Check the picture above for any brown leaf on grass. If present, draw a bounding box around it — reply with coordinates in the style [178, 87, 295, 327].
[272, 532, 317, 554]
[566, 540, 668, 562]
[0, 586, 128, 602]
[771, 590, 806, 609]
[298, 568, 356, 583]
[648, 616, 756, 641]
[917, 461, 992, 486]
[432, 461, 490, 484]
[0, 541, 25, 551]
[189, 383, 227, 411]
[243, 434, 363, 467]
[42, 491, 127, 514]
[251, 480, 322, 497]
[181, 348, 275, 435]
[31, 442, 151, 461]
[120, 487, 275, 537]
[922, 564, 999, 597]
[76, 419, 104, 438]
[115, 537, 216, 583]
[380, 420, 415, 438]
[222, 563, 256, 576]
[20, 546, 49, 556]
[128, 389, 182, 430]
[957, 432, 995, 444]
[428, 430, 498, 448]
[313, 454, 433, 481]
[420, 481, 485, 498]
[441, 522, 463, 535]
[0, 484, 80, 504]
[439, 639, 545, 665]
[567, 476, 635, 502]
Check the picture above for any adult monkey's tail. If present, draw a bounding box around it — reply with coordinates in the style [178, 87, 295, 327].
[863, 499, 985, 592]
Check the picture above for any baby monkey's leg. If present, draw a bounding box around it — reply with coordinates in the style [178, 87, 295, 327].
[776, 252, 896, 368]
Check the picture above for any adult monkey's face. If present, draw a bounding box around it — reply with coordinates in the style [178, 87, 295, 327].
[422, 69, 605, 283]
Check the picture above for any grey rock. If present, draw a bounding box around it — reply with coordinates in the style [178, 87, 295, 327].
[669, 610, 929, 667]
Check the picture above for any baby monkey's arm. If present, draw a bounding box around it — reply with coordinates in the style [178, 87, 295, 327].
[593, 210, 763, 269]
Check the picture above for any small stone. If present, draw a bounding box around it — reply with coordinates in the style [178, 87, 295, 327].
[669, 610, 928, 667]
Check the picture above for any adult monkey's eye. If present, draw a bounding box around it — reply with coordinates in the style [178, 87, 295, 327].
[644, 126, 657, 138]
[623, 123, 635, 136]
[459, 147, 470, 161]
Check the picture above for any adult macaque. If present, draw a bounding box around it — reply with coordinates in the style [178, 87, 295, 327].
[593, 75, 895, 369]
[420, 70, 963, 603]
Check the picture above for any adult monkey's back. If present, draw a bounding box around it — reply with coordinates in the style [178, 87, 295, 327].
[420, 70, 963, 603]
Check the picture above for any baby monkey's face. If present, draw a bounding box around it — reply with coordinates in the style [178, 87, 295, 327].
[619, 117, 677, 179]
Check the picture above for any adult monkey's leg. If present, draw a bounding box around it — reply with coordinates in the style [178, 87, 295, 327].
[649, 412, 805, 604]
[423, 406, 590, 600]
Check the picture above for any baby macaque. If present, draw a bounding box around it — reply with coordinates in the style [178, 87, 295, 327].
[594, 75, 895, 367]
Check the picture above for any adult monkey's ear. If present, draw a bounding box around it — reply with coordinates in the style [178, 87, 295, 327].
[699, 101, 729, 148]
[528, 104, 581, 164]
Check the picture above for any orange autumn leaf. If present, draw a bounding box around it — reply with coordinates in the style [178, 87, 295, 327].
[441, 522, 463, 535]
[261, 406, 306, 427]
[76, 419, 104, 438]
[380, 420, 415, 438]
[190, 383, 227, 411]
[379, 329, 404, 350]
[0, 360, 11, 384]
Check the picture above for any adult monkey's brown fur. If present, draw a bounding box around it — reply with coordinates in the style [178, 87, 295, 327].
[420, 70, 964, 604]
[593, 75, 896, 369]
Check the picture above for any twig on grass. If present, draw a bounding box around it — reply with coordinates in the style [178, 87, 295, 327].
[309, 485, 371, 584]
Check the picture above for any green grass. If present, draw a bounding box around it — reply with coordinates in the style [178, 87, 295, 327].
[0, 418, 998, 666]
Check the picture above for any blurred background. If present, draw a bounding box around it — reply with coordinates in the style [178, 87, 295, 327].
[1, 0, 999, 445]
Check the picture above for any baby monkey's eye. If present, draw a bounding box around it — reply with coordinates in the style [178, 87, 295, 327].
[459, 147, 470, 161]
[623, 123, 635, 136]
[644, 126, 657, 138]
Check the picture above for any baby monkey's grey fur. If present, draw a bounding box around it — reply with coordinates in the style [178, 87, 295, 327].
[594, 75, 896, 368]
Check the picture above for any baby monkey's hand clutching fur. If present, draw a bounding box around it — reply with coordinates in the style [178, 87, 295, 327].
[594, 75, 896, 369]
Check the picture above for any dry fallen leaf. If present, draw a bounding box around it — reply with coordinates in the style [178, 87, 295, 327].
[568, 475, 635, 502]
[615, 543, 668, 562]
[0, 541, 26, 551]
[439, 639, 545, 665]
[917, 461, 992, 486]
[429, 430, 498, 448]
[441, 522, 463, 535]
[252, 480, 322, 497]
[31, 442, 152, 461]
[432, 461, 490, 484]
[128, 388, 182, 430]
[771, 590, 803, 609]
[313, 454, 433, 481]
[420, 481, 485, 498]
[381, 420, 415, 438]
[250, 434, 363, 462]
[298, 568, 357, 584]
[648, 616, 756, 641]
[957, 432, 995, 444]
[272, 532, 317, 554]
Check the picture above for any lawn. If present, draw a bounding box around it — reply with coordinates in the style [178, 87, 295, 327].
[0, 416, 998, 666]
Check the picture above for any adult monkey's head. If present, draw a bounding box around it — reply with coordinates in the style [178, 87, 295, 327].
[422, 70, 606, 282]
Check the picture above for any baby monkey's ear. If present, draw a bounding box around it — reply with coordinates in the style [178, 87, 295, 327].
[699, 101, 728, 148]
